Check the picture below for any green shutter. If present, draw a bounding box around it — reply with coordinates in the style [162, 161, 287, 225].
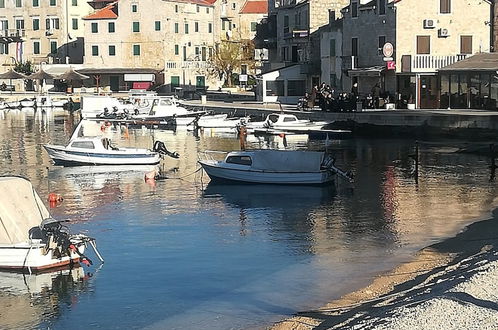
[171, 76, 180, 87]
[92, 45, 98, 56]
[155, 21, 161, 31]
[33, 41, 40, 54]
[133, 22, 140, 32]
[72, 18, 78, 30]
[330, 39, 336, 57]
[133, 45, 140, 55]
[91, 23, 98, 33]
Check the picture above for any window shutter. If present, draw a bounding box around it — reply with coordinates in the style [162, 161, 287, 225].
[460, 36, 472, 54]
[416, 36, 430, 54]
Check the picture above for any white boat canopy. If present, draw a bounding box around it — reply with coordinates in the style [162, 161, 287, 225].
[231, 150, 325, 172]
[0, 176, 50, 245]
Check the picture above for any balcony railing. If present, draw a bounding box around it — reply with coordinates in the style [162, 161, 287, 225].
[165, 61, 210, 70]
[412, 54, 467, 71]
[0, 29, 25, 38]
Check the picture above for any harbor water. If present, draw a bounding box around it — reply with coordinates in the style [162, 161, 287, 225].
[0, 110, 497, 329]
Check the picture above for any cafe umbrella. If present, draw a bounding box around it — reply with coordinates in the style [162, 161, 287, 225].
[0, 69, 26, 94]
[57, 67, 90, 93]
[27, 68, 56, 93]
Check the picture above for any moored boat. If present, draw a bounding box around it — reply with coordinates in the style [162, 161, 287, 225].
[246, 113, 330, 132]
[0, 175, 103, 271]
[198, 149, 352, 185]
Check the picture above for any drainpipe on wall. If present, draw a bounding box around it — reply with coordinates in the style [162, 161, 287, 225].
[492, 0, 496, 52]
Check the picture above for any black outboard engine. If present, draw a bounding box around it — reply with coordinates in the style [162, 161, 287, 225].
[153, 140, 180, 159]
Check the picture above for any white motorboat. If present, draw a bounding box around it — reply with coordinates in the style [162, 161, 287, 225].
[198, 149, 352, 185]
[36, 94, 68, 108]
[80, 95, 140, 119]
[0, 175, 103, 271]
[43, 120, 178, 166]
[132, 96, 205, 125]
[20, 98, 36, 107]
[246, 113, 330, 132]
[5, 100, 20, 109]
[196, 114, 250, 129]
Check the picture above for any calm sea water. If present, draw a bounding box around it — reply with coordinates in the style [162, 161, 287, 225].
[0, 109, 497, 329]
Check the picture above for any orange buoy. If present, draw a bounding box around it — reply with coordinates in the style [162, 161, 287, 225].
[47, 192, 63, 203]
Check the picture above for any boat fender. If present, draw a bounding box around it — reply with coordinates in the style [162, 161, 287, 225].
[48, 192, 63, 202]
[100, 124, 106, 132]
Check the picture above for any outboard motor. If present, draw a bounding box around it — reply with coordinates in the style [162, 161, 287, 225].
[153, 140, 180, 159]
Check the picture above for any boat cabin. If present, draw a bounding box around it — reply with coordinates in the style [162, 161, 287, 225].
[68, 137, 118, 151]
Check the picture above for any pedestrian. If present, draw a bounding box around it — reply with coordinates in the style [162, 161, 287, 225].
[371, 83, 381, 109]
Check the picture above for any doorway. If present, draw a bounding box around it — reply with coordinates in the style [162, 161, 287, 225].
[419, 75, 438, 109]
[110, 76, 119, 91]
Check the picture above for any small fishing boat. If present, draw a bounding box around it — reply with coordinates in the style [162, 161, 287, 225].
[198, 149, 352, 185]
[20, 98, 36, 107]
[0, 175, 103, 271]
[196, 114, 250, 129]
[131, 96, 206, 125]
[246, 113, 330, 132]
[43, 120, 179, 166]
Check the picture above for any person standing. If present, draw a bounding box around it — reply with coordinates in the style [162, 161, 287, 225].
[371, 83, 381, 109]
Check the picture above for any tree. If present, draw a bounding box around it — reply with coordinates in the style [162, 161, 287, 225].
[14, 61, 34, 75]
[207, 41, 242, 87]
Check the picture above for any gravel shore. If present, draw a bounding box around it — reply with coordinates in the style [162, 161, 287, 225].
[272, 213, 498, 330]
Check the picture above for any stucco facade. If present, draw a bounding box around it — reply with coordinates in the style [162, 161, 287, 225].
[0, 0, 91, 66]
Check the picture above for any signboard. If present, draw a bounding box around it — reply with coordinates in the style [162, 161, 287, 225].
[382, 42, 394, 58]
[386, 61, 396, 70]
[239, 74, 248, 82]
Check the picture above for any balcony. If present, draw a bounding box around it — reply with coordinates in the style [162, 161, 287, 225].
[411, 54, 467, 72]
[0, 29, 25, 43]
[165, 61, 210, 70]
[283, 29, 309, 42]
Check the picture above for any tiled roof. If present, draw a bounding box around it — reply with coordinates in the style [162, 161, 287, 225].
[83, 2, 118, 20]
[240, 0, 268, 14]
[173, 0, 215, 5]
[439, 53, 498, 71]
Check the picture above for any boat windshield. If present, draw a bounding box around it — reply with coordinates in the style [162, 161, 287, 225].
[283, 116, 297, 122]
[159, 99, 173, 106]
[268, 114, 279, 123]
[226, 155, 252, 166]
[71, 141, 95, 149]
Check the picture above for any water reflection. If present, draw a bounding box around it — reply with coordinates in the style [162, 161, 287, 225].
[0, 266, 94, 329]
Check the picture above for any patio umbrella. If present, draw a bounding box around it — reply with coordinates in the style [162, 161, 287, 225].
[57, 68, 90, 94]
[27, 68, 56, 93]
[0, 69, 26, 94]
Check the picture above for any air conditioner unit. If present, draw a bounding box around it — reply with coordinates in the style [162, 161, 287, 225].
[45, 29, 53, 36]
[423, 19, 435, 29]
[438, 28, 450, 37]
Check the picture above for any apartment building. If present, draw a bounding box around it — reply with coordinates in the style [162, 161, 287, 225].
[0, 0, 92, 66]
[82, 0, 217, 92]
[339, 0, 491, 109]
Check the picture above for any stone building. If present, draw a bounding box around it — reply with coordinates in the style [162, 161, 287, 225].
[340, 0, 491, 109]
[0, 0, 92, 67]
[82, 0, 217, 92]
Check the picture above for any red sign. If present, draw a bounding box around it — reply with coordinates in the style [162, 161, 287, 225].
[387, 61, 396, 70]
[132, 82, 152, 90]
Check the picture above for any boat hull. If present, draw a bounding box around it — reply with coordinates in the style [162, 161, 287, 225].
[199, 161, 334, 185]
[0, 243, 84, 271]
[44, 145, 161, 166]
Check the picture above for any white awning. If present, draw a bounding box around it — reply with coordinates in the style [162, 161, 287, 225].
[124, 74, 155, 82]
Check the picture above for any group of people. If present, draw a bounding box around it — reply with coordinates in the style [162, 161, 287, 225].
[298, 82, 390, 112]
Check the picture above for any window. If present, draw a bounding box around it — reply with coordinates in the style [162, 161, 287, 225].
[183, 46, 187, 60]
[266, 80, 284, 96]
[32, 0, 38, 7]
[440, 0, 451, 14]
[71, 141, 95, 149]
[131, 3, 137, 12]
[174, 44, 179, 55]
[133, 44, 140, 55]
[351, 2, 358, 18]
[208, 23, 212, 33]
[283, 15, 289, 33]
[16, 0, 22, 7]
[195, 22, 199, 32]
[352, 37, 358, 57]
[174, 23, 179, 33]
[195, 46, 200, 56]
[379, 0, 386, 15]
[287, 80, 306, 96]
[378, 36, 386, 54]
[46, 18, 59, 30]
[196, 5, 199, 12]
[15, 19, 25, 30]
[0, 43, 8, 55]
[460, 36, 472, 54]
[206, 7, 209, 13]
[72, 0, 77, 5]
[155, 21, 161, 31]
[175, 4, 178, 12]
[72, 18, 78, 30]
[171, 76, 180, 88]
[231, 2, 236, 9]
[0, 0, 4, 8]
[109, 45, 115, 56]
[184, 23, 189, 34]
[330, 39, 336, 56]
[201, 47, 206, 61]
[416, 35, 430, 54]
[92, 45, 98, 56]
[33, 41, 40, 54]
[222, 20, 226, 31]
[132, 22, 140, 32]
[226, 156, 252, 166]
[49, 0, 55, 6]
[108, 22, 115, 33]
[50, 41, 57, 54]
[281, 46, 288, 61]
[251, 22, 257, 32]
[91, 22, 98, 33]
[33, 18, 40, 31]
